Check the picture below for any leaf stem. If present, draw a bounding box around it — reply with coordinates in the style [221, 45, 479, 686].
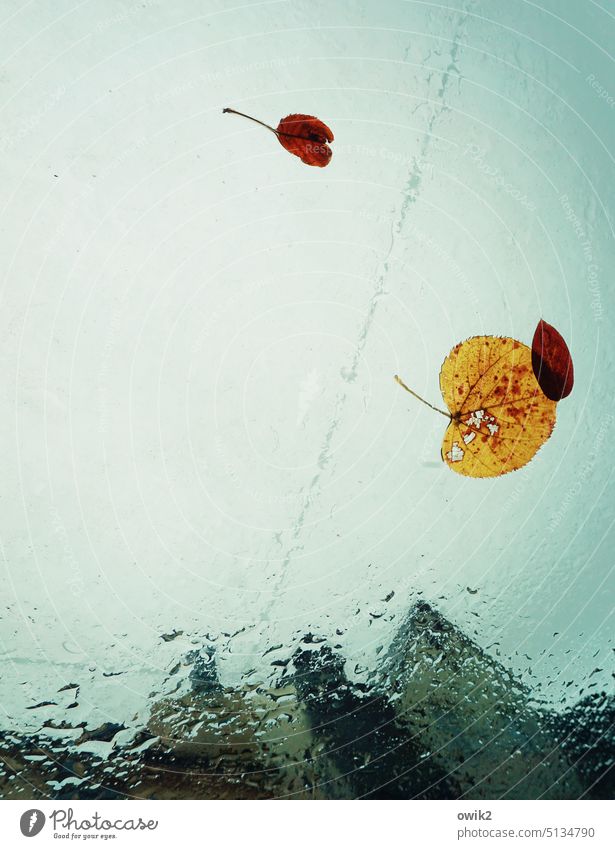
[394, 374, 451, 419]
[223, 107, 279, 135]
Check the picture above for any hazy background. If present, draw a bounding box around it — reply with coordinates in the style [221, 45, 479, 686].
[0, 0, 613, 740]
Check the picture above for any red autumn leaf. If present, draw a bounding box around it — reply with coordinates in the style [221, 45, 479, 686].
[531, 319, 574, 401]
[276, 114, 334, 167]
[223, 107, 334, 167]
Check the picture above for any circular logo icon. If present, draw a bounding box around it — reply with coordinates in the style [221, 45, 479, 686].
[19, 810, 46, 837]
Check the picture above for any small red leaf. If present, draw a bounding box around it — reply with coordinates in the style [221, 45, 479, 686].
[277, 114, 334, 167]
[223, 108, 334, 168]
[531, 319, 574, 401]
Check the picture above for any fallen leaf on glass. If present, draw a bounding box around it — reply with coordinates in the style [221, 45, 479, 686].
[395, 336, 558, 478]
[531, 319, 574, 401]
[223, 108, 334, 167]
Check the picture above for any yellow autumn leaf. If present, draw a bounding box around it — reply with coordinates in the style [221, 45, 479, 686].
[396, 336, 557, 478]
